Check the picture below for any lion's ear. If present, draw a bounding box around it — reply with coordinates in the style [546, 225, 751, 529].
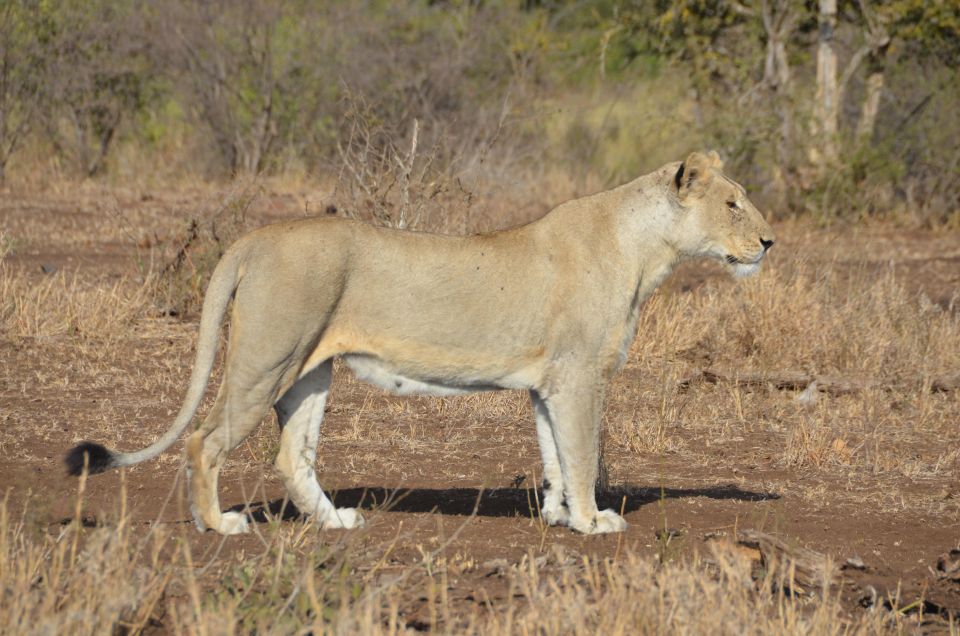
[677, 151, 714, 200]
[706, 150, 724, 170]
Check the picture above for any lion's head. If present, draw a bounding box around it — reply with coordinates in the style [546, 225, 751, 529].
[674, 151, 775, 277]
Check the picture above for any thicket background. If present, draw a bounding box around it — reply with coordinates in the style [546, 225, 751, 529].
[1, 0, 958, 225]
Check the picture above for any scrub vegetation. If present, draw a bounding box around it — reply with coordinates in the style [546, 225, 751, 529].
[1, 1, 958, 633]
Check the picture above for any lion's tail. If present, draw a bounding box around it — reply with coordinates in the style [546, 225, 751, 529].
[65, 247, 244, 476]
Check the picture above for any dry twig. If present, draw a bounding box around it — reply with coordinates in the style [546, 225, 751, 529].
[680, 367, 960, 396]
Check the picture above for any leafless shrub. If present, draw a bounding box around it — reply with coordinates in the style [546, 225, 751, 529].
[333, 95, 453, 231]
[41, 1, 155, 178]
[155, 183, 260, 317]
[152, 0, 329, 176]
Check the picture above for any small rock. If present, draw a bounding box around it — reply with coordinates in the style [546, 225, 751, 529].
[843, 556, 866, 570]
[40, 263, 57, 275]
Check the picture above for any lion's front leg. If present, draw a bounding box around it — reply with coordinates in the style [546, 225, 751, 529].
[530, 390, 569, 526]
[540, 384, 627, 535]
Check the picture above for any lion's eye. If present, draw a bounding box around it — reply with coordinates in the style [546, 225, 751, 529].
[727, 200, 738, 210]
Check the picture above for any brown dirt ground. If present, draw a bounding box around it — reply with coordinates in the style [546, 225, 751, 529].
[1, 188, 959, 629]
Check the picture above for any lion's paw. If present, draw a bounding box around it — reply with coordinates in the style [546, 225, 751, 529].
[571, 509, 627, 534]
[190, 503, 207, 533]
[218, 511, 251, 535]
[321, 507, 365, 530]
[542, 503, 570, 527]
[594, 509, 628, 533]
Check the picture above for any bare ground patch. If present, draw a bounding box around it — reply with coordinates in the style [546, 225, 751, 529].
[1, 190, 959, 632]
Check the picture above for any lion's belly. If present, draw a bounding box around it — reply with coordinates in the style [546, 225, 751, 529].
[343, 353, 541, 396]
[303, 319, 548, 395]
[343, 354, 496, 396]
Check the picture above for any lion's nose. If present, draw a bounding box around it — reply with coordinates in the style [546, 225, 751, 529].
[760, 237, 774, 251]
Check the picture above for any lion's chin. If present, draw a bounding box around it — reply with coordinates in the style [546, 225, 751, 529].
[731, 262, 761, 278]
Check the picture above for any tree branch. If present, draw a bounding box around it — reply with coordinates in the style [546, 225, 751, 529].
[837, 44, 871, 98]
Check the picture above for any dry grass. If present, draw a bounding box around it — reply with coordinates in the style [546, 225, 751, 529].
[2, 491, 932, 635]
[0, 266, 153, 339]
[632, 260, 959, 381]
[0, 486, 168, 635]
[496, 547, 896, 635]
[603, 259, 960, 496]
[1, 187, 959, 633]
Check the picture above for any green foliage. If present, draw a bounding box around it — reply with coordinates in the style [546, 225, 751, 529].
[800, 140, 907, 222]
[0, 0, 51, 178]
[882, 0, 960, 57]
[28, 0, 161, 176]
[0, 0, 956, 223]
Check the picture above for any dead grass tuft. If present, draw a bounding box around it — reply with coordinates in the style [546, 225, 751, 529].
[0, 491, 168, 635]
[638, 261, 960, 381]
[497, 546, 899, 635]
[0, 266, 153, 339]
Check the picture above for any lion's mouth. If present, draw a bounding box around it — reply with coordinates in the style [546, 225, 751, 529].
[724, 252, 765, 278]
[725, 252, 764, 266]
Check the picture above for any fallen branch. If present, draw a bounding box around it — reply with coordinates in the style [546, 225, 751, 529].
[736, 529, 839, 595]
[707, 529, 839, 596]
[679, 368, 959, 396]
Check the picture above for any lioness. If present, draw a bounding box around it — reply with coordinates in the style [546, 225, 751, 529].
[66, 151, 774, 535]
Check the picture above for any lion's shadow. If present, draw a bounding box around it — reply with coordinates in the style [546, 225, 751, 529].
[228, 483, 779, 524]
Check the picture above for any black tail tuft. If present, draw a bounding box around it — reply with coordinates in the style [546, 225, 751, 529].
[65, 442, 115, 476]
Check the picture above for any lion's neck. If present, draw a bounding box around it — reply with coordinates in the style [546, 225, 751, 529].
[614, 171, 685, 301]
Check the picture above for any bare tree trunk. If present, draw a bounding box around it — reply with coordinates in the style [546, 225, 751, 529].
[760, 0, 797, 211]
[855, 1, 890, 143]
[811, 0, 839, 166]
[68, 107, 91, 177]
[87, 119, 118, 178]
[856, 65, 884, 142]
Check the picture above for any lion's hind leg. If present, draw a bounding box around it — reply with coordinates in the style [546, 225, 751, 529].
[187, 379, 277, 535]
[274, 361, 363, 530]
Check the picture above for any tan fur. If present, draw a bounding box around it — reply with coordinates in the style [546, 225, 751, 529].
[119, 151, 776, 535]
